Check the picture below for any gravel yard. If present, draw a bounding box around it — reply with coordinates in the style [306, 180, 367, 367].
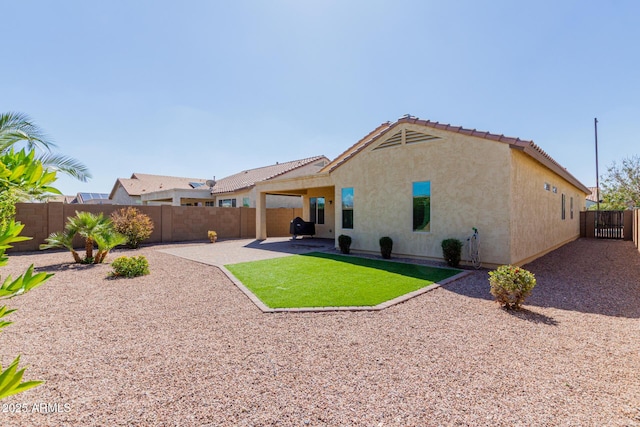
[1, 238, 639, 426]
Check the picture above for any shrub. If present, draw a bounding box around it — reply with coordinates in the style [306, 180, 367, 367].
[379, 236, 393, 259]
[488, 265, 536, 310]
[40, 211, 126, 264]
[441, 238, 463, 267]
[338, 234, 352, 254]
[208, 230, 217, 242]
[110, 207, 154, 249]
[110, 255, 150, 278]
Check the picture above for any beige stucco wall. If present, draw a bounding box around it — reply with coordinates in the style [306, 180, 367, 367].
[330, 123, 512, 265]
[509, 150, 586, 265]
[111, 186, 142, 205]
[301, 187, 335, 239]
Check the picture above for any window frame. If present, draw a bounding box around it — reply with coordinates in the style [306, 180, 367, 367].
[412, 181, 431, 233]
[341, 187, 354, 229]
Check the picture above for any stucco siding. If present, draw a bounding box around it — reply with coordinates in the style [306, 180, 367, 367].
[331, 125, 512, 264]
[509, 150, 586, 264]
[111, 186, 141, 205]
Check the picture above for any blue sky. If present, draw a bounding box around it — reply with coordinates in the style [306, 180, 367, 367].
[3, 1, 638, 195]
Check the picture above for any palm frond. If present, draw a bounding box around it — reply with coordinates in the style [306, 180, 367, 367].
[0, 112, 55, 152]
[37, 153, 92, 182]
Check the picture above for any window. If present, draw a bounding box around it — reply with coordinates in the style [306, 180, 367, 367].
[413, 181, 431, 232]
[205, 201, 215, 207]
[218, 199, 236, 207]
[561, 194, 566, 220]
[342, 188, 354, 229]
[310, 197, 325, 224]
[243, 197, 250, 207]
[553, 186, 558, 194]
[544, 183, 551, 191]
[570, 197, 574, 219]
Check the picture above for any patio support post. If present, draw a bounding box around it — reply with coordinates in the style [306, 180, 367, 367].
[256, 191, 267, 240]
[172, 195, 181, 206]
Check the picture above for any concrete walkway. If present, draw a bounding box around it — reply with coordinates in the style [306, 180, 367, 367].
[157, 237, 336, 267]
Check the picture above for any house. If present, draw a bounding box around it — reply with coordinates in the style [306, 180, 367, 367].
[47, 193, 112, 204]
[109, 173, 207, 205]
[254, 115, 591, 267]
[586, 186, 599, 209]
[109, 156, 330, 207]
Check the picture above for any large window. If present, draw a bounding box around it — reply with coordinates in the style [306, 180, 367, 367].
[310, 197, 325, 224]
[413, 181, 431, 232]
[218, 198, 236, 208]
[342, 188, 354, 229]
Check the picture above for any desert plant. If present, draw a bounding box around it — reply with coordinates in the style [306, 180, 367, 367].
[0, 146, 62, 399]
[379, 236, 393, 259]
[338, 234, 351, 254]
[110, 207, 154, 249]
[441, 238, 463, 267]
[110, 255, 150, 278]
[488, 265, 537, 310]
[41, 211, 125, 263]
[94, 230, 128, 264]
[208, 230, 217, 243]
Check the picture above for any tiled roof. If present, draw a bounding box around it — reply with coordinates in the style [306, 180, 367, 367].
[212, 156, 329, 194]
[321, 115, 590, 194]
[586, 187, 599, 202]
[110, 173, 208, 198]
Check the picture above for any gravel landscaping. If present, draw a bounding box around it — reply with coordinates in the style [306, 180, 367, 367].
[1, 238, 639, 426]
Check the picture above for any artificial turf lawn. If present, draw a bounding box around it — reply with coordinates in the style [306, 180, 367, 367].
[225, 252, 461, 308]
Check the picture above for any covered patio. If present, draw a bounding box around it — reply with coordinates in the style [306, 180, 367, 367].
[255, 173, 335, 241]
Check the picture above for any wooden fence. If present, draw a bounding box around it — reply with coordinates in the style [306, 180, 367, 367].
[10, 203, 302, 252]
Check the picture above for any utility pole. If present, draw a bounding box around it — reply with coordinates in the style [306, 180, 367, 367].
[594, 118, 600, 213]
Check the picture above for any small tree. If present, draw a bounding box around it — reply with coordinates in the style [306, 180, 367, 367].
[41, 211, 126, 264]
[599, 155, 640, 210]
[110, 207, 154, 249]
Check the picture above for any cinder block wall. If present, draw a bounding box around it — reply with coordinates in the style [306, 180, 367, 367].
[10, 203, 299, 252]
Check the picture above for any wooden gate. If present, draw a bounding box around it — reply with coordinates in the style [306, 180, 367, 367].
[581, 211, 630, 240]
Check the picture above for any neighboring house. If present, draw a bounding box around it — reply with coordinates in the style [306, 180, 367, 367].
[109, 156, 330, 207]
[586, 186, 599, 209]
[47, 193, 112, 204]
[109, 173, 208, 205]
[76, 192, 112, 204]
[255, 115, 591, 267]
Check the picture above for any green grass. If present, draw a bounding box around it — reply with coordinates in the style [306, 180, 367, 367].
[225, 252, 461, 308]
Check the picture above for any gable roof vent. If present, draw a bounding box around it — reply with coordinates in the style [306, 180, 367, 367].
[373, 130, 402, 150]
[405, 130, 440, 145]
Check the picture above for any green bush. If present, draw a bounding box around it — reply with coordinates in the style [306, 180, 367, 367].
[110, 207, 154, 249]
[488, 265, 536, 310]
[379, 236, 393, 259]
[338, 234, 352, 254]
[110, 255, 150, 278]
[441, 238, 463, 267]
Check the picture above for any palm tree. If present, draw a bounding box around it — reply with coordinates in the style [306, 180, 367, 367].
[41, 211, 126, 264]
[65, 211, 110, 261]
[93, 230, 128, 264]
[39, 230, 82, 263]
[0, 112, 91, 182]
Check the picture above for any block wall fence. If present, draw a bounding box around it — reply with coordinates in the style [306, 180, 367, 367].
[10, 203, 302, 252]
[634, 209, 639, 254]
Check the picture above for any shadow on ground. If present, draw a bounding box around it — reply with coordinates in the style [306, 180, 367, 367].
[441, 238, 640, 319]
[243, 238, 335, 255]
